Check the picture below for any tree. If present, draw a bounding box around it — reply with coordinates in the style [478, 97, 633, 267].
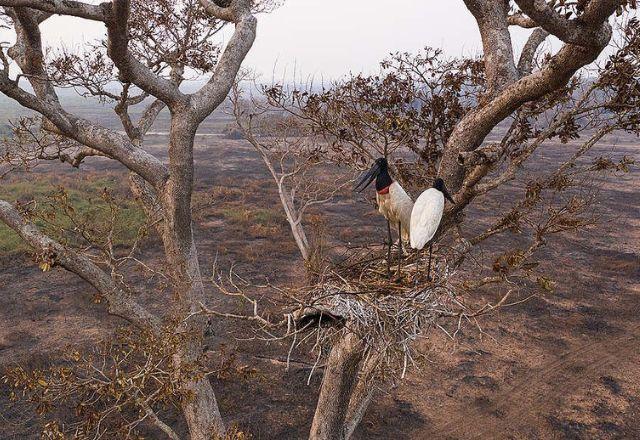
[230, 75, 353, 265]
[0, 1, 638, 439]
[0, 0, 264, 438]
[227, 2, 638, 439]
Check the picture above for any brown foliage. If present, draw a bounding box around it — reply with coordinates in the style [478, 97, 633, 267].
[4, 327, 207, 439]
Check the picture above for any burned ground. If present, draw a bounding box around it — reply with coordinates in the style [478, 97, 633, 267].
[0, 128, 638, 439]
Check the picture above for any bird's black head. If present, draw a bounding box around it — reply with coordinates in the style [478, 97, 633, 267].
[354, 157, 392, 193]
[374, 157, 388, 170]
[433, 178, 454, 203]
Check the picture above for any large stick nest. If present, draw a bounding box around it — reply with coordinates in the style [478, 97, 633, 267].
[293, 245, 461, 376]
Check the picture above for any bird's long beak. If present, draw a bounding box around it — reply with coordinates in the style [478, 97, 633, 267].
[442, 184, 455, 204]
[353, 162, 380, 193]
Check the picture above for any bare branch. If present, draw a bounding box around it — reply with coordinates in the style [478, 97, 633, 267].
[199, 0, 237, 22]
[191, 3, 256, 121]
[137, 99, 166, 137]
[139, 401, 182, 440]
[0, 0, 108, 21]
[1, 7, 169, 187]
[0, 80, 169, 186]
[514, 0, 617, 45]
[438, 39, 609, 195]
[106, 0, 186, 107]
[59, 146, 104, 167]
[458, 142, 504, 167]
[508, 12, 536, 28]
[463, 0, 518, 95]
[0, 200, 161, 330]
[517, 28, 550, 76]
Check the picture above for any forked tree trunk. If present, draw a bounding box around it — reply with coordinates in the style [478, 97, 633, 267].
[0, 1, 258, 438]
[309, 333, 365, 440]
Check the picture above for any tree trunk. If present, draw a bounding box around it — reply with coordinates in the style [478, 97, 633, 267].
[253, 143, 312, 262]
[279, 185, 311, 261]
[162, 115, 226, 438]
[343, 354, 379, 439]
[179, 340, 225, 439]
[309, 333, 364, 440]
[174, 247, 224, 439]
[0, 2, 258, 438]
[171, 244, 226, 439]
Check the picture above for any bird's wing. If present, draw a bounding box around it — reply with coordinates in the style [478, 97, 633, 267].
[389, 182, 414, 238]
[389, 181, 412, 203]
[410, 189, 444, 249]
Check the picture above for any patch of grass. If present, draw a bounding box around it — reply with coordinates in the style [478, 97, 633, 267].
[193, 185, 246, 221]
[218, 206, 283, 228]
[248, 223, 280, 238]
[210, 204, 290, 245]
[0, 174, 146, 255]
[208, 185, 245, 201]
[253, 208, 280, 225]
[219, 207, 252, 224]
[0, 230, 26, 254]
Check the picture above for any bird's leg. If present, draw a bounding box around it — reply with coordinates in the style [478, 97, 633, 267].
[386, 220, 392, 279]
[427, 242, 433, 282]
[414, 248, 421, 286]
[396, 222, 403, 278]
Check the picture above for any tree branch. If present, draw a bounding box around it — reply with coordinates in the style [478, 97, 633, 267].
[514, 0, 618, 46]
[199, 0, 237, 22]
[463, 0, 518, 96]
[0, 79, 169, 187]
[190, 1, 256, 121]
[438, 38, 610, 196]
[508, 12, 536, 28]
[106, 0, 185, 107]
[0, 200, 161, 330]
[0, 0, 108, 21]
[1, 7, 169, 187]
[137, 99, 166, 138]
[138, 400, 181, 440]
[517, 28, 550, 76]
[58, 146, 105, 167]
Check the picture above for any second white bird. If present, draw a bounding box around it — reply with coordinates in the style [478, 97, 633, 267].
[410, 178, 454, 280]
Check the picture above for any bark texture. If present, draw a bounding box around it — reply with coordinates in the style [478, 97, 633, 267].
[309, 333, 365, 440]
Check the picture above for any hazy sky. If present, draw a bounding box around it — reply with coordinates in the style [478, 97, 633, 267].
[14, 0, 544, 81]
[244, 0, 535, 79]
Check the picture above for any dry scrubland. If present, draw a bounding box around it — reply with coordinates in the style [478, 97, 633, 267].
[0, 107, 638, 438]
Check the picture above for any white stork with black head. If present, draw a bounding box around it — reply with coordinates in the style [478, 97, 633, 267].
[354, 157, 414, 277]
[410, 177, 455, 281]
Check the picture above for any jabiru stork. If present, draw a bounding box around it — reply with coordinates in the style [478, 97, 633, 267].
[410, 178, 454, 281]
[354, 157, 414, 277]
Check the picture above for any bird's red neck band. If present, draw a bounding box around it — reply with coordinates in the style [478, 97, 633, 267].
[377, 183, 392, 195]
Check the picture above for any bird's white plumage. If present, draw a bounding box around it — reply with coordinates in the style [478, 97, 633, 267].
[410, 188, 444, 249]
[376, 182, 413, 241]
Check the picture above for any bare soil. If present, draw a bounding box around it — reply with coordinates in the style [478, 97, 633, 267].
[0, 130, 638, 439]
